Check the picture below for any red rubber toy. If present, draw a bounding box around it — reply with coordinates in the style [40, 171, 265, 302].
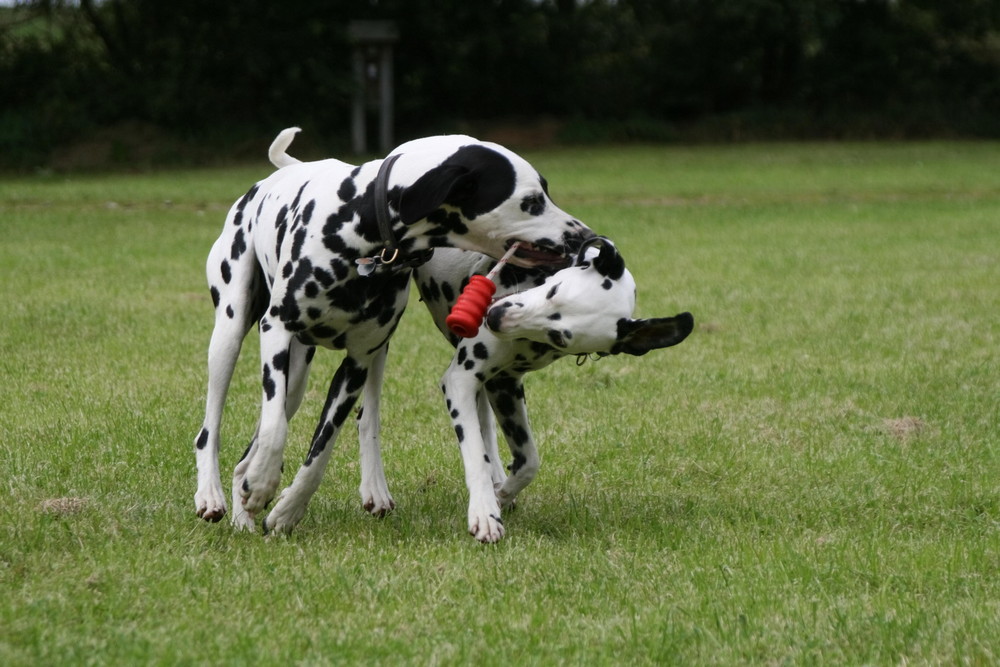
[446, 275, 497, 338]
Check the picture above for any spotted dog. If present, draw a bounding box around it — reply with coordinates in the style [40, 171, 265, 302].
[357, 240, 694, 542]
[193, 128, 594, 534]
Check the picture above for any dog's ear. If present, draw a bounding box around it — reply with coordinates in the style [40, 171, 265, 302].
[591, 239, 626, 280]
[399, 145, 517, 224]
[610, 312, 694, 356]
[398, 164, 474, 225]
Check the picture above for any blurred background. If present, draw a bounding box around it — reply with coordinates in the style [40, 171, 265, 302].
[2, 0, 999, 170]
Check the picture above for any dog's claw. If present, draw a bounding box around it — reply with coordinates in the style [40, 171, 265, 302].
[198, 507, 226, 523]
[362, 498, 396, 518]
[469, 510, 505, 543]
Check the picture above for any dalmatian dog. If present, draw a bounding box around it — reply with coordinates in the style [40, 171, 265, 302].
[193, 127, 594, 534]
[356, 241, 694, 542]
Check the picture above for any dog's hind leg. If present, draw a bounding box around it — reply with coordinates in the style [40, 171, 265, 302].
[230, 339, 314, 530]
[357, 345, 396, 517]
[262, 352, 374, 535]
[486, 374, 540, 508]
[194, 241, 265, 523]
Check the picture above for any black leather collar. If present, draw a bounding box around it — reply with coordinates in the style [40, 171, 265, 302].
[356, 153, 433, 275]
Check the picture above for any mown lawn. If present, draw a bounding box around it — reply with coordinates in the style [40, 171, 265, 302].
[1, 141, 998, 664]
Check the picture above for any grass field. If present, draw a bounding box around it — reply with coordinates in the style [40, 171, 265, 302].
[1, 141, 999, 664]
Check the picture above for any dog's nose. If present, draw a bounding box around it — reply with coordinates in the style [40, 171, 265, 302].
[485, 303, 510, 332]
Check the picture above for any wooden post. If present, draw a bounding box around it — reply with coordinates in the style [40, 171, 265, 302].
[347, 21, 399, 155]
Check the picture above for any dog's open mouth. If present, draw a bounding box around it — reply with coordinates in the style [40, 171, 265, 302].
[506, 241, 571, 268]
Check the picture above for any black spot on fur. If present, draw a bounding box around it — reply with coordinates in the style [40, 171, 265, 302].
[503, 420, 529, 447]
[472, 343, 488, 360]
[455, 424, 465, 443]
[302, 199, 316, 224]
[311, 324, 339, 340]
[421, 278, 441, 303]
[230, 228, 247, 260]
[226, 305, 235, 318]
[272, 351, 289, 373]
[546, 283, 560, 300]
[338, 177, 357, 201]
[262, 365, 276, 401]
[220, 261, 232, 284]
[494, 391, 516, 418]
[210, 287, 220, 309]
[275, 204, 289, 231]
[313, 266, 335, 288]
[520, 193, 546, 216]
[290, 227, 307, 261]
[195, 428, 208, 450]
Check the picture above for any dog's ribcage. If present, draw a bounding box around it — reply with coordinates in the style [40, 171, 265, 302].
[230, 160, 411, 353]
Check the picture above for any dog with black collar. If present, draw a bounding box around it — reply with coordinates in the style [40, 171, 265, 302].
[193, 128, 594, 533]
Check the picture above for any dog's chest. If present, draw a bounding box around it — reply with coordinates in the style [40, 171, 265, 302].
[251, 173, 409, 350]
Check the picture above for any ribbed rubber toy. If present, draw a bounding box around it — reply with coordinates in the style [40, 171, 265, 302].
[446, 275, 497, 338]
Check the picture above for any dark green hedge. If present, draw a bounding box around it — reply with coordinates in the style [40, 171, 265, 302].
[2, 0, 998, 167]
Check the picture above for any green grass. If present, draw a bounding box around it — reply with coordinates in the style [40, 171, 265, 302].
[1, 141, 999, 664]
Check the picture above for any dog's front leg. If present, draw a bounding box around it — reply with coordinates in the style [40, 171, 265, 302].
[263, 354, 372, 535]
[240, 327, 296, 516]
[442, 362, 505, 543]
[477, 391, 507, 491]
[486, 374, 540, 508]
[231, 340, 314, 530]
[357, 345, 396, 516]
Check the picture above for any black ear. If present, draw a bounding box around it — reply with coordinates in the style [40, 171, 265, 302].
[592, 240, 626, 279]
[610, 312, 694, 356]
[398, 163, 472, 224]
[398, 145, 517, 224]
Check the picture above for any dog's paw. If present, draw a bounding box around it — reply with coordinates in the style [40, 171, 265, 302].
[468, 500, 505, 543]
[240, 462, 281, 514]
[194, 486, 227, 523]
[229, 502, 256, 532]
[261, 491, 306, 536]
[496, 486, 518, 510]
[360, 482, 396, 518]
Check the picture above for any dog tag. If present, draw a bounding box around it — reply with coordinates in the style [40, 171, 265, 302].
[356, 256, 379, 276]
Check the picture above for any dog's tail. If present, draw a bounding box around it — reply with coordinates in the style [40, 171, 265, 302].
[268, 127, 302, 169]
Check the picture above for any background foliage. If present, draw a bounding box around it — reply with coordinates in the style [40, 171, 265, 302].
[2, 0, 1000, 168]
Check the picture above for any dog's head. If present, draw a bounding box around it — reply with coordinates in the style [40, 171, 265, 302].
[392, 137, 593, 268]
[485, 237, 694, 356]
